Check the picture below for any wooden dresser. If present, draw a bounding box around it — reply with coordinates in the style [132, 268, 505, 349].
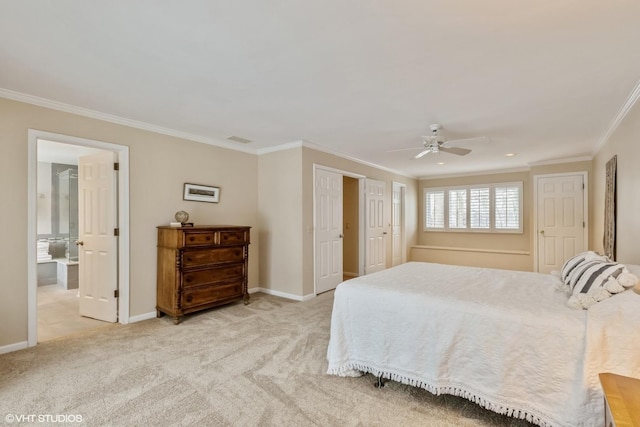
[156, 225, 250, 324]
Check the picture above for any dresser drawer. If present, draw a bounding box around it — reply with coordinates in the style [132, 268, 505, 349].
[183, 231, 216, 246]
[182, 282, 243, 308]
[183, 263, 244, 287]
[219, 229, 249, 245]
[182, 247, 244, 267]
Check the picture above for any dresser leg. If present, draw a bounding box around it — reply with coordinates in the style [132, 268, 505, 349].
[244, 294, 250, 305]
[173, 316, 182, 325]
[156, 310, 164, 318]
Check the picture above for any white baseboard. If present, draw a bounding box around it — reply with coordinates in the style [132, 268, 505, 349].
[0, 341, 28, 355]
[250, 287, 315, 302]
[129, 312, 157, 323]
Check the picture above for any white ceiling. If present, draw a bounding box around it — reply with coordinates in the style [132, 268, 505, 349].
[2, 1, 639, 178]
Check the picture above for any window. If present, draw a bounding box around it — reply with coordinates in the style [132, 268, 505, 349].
[470, 187, 490, 229]
[495, 185, 521, 230]
[448, 189, 467, 229]
[425, 190, 444, 229]
[424, 181, 522, 233]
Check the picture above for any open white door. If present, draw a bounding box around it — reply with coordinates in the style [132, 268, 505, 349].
[536, 174, 585, 273]
[365, 179, 386, 274]
[78, 151, 118, 322]
[315, 169, 344, 294]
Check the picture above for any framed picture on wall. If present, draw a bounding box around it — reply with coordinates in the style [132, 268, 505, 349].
[183, 183, 220, 203]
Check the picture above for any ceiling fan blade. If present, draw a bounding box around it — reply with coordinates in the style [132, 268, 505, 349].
[442, 136, 489, 147]
[385, 146, 425, 153]
[439, 146, 471, 156]
[414, 149, 431, 159]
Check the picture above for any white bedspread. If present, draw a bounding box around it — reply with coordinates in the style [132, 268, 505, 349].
[326, 262, 640, 427]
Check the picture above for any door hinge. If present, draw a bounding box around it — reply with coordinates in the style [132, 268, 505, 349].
[582, 183, 585, 190]
[583, 221, 585, 228]
[114, 228, 119, 236]
[114, 162, 119, 171]
[114, 289, 119, 298]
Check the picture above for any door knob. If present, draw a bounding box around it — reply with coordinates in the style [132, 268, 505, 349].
[539, 230, 544, 235]
[75, 240, 84, 246]
[339, 234, 344, 238]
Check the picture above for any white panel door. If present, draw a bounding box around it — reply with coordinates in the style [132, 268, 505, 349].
[315, 169, 343, 294]
[365, 179, 386, 274]
[391, 182, 404, 267]
[537, 174, 585, 273]
[78, 151, 118, 322]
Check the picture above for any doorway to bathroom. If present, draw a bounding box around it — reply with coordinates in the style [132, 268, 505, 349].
[28, 130, 130, 346]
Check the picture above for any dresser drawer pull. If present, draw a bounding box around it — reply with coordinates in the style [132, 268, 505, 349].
[206, 236, 211, 241]
[185, 295, 193, 303]
[186, 257, 193, 262]
[189, 236, 195, 241]
[186, 277, 192, 283]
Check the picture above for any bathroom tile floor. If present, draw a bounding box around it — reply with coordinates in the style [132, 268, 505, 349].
[38, 284, 113, 342]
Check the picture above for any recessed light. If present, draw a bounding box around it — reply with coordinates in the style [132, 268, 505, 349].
[437, 162, 446, 165]
[504, 153, 516, 157]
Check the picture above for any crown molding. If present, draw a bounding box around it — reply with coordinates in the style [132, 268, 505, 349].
[0, 87, 257, 154]
[0, 87, 417, 178]
[2, 86, 418, 179]
[300, 141, 417, 179]
[419, 167, 530, 181]
[258, 139, 416, 179]
[419, 154, 594, 180]
[257, 140, 304, 154]
[594, 79, 640, 153]
[528, 155, 593, 167]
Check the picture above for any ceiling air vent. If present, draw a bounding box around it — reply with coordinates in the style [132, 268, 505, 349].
[226, 135, 252, 144]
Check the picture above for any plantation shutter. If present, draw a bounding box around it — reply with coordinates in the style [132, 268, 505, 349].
[448, 189, 467, 229]
[470, 187, 490, 229]
[495, 185, 520, 230]
[425, 190, 444, 229]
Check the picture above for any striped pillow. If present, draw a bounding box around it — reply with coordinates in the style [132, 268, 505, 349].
[568, 261, 624, 294]
[560, 251, 607, 285]
[566, 261, 637, 309]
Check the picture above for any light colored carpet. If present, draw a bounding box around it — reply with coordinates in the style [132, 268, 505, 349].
[0, 292, 533, 426]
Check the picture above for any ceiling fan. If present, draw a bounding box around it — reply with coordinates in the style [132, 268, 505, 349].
[389, 124, 488, 159]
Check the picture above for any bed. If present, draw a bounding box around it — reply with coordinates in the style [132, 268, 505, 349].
[326, 261, 640, 427]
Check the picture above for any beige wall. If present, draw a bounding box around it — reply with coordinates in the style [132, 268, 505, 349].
[257, 148, 304, 296]
[0, 97, 259, 348]
[416, 161, 592, 271]
[592, 100, 640, 265]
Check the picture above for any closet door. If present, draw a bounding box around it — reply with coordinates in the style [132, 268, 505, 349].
[315, 169, 344, 294]
[365, 179, 386, 274]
